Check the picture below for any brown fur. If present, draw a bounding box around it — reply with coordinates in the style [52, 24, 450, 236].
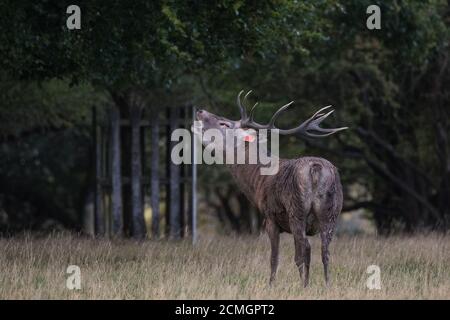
[197, 109, 343, 287]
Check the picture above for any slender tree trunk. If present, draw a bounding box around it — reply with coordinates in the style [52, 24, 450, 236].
[179, 162, 185, 237]
[130, 105, 146, 239]
[83, 190, 95, 236]
[110, 105, 123, 236]
[179, 107, 186, 237]
[121, 124, 132, 236]
[110, 91, 131, 236]
[169, 107, 181, 239]
[83, 120, 96, 236]
[93, 107, 105, 236]
[150, 111, 160, 238]
[165, 108, 171, 237]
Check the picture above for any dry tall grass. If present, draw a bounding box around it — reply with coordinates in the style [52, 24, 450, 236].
[0, 232, 448, 299]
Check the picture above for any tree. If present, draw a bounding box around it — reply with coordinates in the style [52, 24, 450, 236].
[1, 1, 321, 237]
[3, 0, 446, 236]
[0, 77, 105, 233]
[195, 0, 450, 234]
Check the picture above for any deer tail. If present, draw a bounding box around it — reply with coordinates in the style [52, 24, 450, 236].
[310, 163, 322, 190]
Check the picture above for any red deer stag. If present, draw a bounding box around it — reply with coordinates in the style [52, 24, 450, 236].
[195, 91, 347, 287]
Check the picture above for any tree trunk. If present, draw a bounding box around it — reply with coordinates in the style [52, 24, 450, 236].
[169, 107, 181, 239]
[82, 190, 95, 236]
[93, 107, 105, 236]
[110, 105, 123, 236]
[130, 105, 146, 239]
[150, 111, 160, 238]
[179, 107, 186, 237]
[165, 108, 171, 237]
[121, 124, 132, 236]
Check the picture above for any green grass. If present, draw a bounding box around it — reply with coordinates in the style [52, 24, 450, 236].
[0, 232, 449, 299]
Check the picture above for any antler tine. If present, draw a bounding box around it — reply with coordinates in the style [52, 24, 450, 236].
[309, 105, 333, 120]
[310, 109, 335, 126]
[268, 101, 294, 127]
[237, 90, 254, 121]
[237, 90, 268, 129]
[303, 127, 349, 137]
[236, 90, 247, 120]
[277, 106, 348, 136]
[237, 90, 348, 137]
[305, 109, 348, 136]
[244, 90, 253, 101]
[249, 102, 259, 121]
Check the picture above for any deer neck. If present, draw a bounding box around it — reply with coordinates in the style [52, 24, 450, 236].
[225, 144, 278, 207]
[227, 163, 262, 206]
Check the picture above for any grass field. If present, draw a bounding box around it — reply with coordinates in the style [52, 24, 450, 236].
[0, 232, 449, 299]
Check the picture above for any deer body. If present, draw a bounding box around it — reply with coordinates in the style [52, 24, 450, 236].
[228, 156, 342, 286]
[196, 90, 347, 287]
[229, 157, 341, 235]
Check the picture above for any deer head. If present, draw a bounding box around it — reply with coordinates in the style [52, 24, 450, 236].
[194, 90, 348, 146]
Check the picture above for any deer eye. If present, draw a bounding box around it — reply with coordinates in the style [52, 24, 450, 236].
[219, 122, 231, 128]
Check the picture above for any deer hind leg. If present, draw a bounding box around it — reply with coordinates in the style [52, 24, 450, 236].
[316, 195, 342, 286]
[315, 201, 339, 286]
[304, 238, 311, 286]
[289, 212, 309, 287]
[265, 218, 280, 285]
[320, 228, 333, 286]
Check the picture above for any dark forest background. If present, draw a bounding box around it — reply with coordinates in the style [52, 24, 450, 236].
[0, 1, 449, 236]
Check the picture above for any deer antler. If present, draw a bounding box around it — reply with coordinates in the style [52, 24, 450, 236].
[236, 90, 348, 137]
[237, 90, 268, 129]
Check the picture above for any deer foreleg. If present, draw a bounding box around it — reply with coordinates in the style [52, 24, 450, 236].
[265, 218, 280, 285]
